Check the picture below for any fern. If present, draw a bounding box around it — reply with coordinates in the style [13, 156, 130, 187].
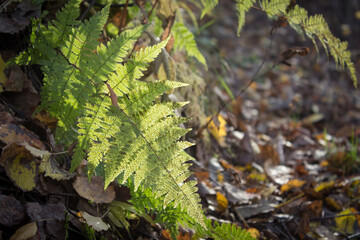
[128, 180, 192, 239]
[171, 21, 207, 68]
[18, 0, 205, 228]
[235, 0, 256, 36]
[294, 12, 357, 86]
[260, 0, 289, 17]
[200, 0, 218, 19]
[232, 0, 358, 86]
[13, 0, 81, 66]
[194, 218, 256, 240]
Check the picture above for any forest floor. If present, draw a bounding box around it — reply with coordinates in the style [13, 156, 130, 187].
[189, 2, 360, 239]
[0, 0, 360, 239]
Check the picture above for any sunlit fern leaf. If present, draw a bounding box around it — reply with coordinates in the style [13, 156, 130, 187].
[235, 0, 256, 36]
[194, 218, 256, 240]
[261, 0, 290, 17]
[286, 5, 308, 25]
[200, 0, 218, 19]
[285, 5, 308, 37]
[13, 0, 81, 65]
[70, 26, 148, 171]
[83, 39, 173, 175]
[25, 1, 205, 226]
[283, 5, 358, 87]
[15, 0, 205, 228]
[39, 5, 112, 147]
[171, 21, 207, 68]
[128, 182, 193, 239]
[103, 96, 204, 226]
[48, 0, 81, 47]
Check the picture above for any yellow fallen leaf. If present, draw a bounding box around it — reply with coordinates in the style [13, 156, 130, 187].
[335, 208, 356, 234]
[216, 192, 228, 212]
[217, 172, 224, 183]
[10, 222, 37, 240]
[315, 180, 335, 192]
[0, 143, 37, 191]
[320, 160, 329, 167]
[325, 196, 342, 211]
[355, 10, 360, 20]
[34, 111, 58, 130]
[247, 228, 260, 238]
[281, 179, 306, 193]
[247, 172, 267, 182]
[207, 115, 227, 146]
[39, 155, 76, 180]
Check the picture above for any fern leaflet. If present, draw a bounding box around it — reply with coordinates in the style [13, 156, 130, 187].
[261, 0, 290, 17]
[171, 21, 207, 68]
[235, 0, 256, 36]
[194, 218, 256, 240]
[200, 0, 218, 19]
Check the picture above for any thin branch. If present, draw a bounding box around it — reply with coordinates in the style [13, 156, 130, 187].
[147, 0, 160, 19]
[79, 0, 96, 21]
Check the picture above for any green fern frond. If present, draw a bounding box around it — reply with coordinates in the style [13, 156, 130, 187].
[232, 0, 358, 86]
[284, 6, 357, 87]
[172, 21, 207, 68]
[194, 218, 256, 240]
[285, 5, 308, 26]
[128, 182, 192, 239]
[102, 91, 204, 224]
[70, 26, 148, 171]
[81, 38, 173, 175]
[13, 0, 81, 65]
[200, 0, 218, 19]
[235, 0, 256, 36]
[261, 0, 290, 17]
[40, 5, 112, 144]
[22, 0, 205, 227]
[48, 0, 81, 47]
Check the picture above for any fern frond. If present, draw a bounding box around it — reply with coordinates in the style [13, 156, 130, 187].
[129, 182, 192, 239]
[200, 0, 218, 19]
[100, 75, 204, 226]
[194, 218, 256, 240]
[285, 5, 308, 26]
[42, 14, 145, 148]
[70, 26, 150, 171]
[48, 0, 82, 47]
[171, 21, 207, 68]
[13, 0, 81, 66]
[39, 5, 112, 144]
[235, 0, 256, 36]
[79, 39, 172, 174]
[102, 93, 204, 226]
[284, 6, 358, 87]
[33, 3, 204, 225]
[261, 0, 290, 17]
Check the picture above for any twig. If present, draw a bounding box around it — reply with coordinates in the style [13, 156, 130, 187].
[196, 27, 279, 138]
[147, 0, 160, 19]
[79, 0, 96, 21]
[310, 212, 360, 221]
[275, 193, 304, 208]
[237, 211, 250, 228]
[347, 233, 360, 240]
[94, 2, 135, 8]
